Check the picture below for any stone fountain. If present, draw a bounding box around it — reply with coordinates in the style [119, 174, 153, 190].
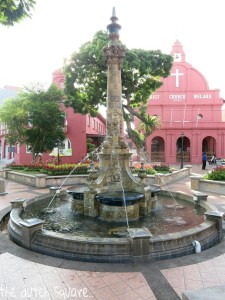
[79, 7, 157, 223]
[7, 8, 224, 263]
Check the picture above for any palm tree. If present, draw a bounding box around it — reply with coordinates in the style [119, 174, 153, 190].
[137, 114, 160, 162]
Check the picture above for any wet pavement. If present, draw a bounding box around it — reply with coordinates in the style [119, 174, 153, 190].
[0, 164, 225, 299]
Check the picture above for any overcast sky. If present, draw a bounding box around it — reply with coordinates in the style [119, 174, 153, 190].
[1, 0, 225, 98]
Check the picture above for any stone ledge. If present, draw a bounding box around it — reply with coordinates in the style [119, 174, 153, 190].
[193, 191, 208, 197]
[190, 175, 225, 196]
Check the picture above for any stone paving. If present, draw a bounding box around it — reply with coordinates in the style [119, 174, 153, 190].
[0, 164, 224, 299]
[0, 252, 156, 300]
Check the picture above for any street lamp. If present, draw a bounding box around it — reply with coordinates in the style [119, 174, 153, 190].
[55, 139, 62, 164]
[180, 132, 184, 169]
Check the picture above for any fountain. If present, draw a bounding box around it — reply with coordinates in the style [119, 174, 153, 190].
[81, 9, 157, 223]
[7, 8, 224, 263]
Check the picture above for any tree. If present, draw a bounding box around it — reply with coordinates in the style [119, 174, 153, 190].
[86, 137, 96, 161]
[0, 0, 36, 26]
[63, 31, 173, 151]
[0, 83, 66, 163]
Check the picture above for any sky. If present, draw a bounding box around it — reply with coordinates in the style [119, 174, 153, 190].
[1, 0, 225, 98]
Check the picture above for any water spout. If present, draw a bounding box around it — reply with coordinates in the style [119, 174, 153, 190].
[45, 146, 102, 211]
[156, 174, 180, 207]
[192, 240, 201, 253]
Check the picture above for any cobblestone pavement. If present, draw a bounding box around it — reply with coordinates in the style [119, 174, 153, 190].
[0, 164, 225, 299]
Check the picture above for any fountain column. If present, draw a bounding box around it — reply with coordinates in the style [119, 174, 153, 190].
[83, 8, 154, 217]
[96, 8, 138, 192]
[104, 8, 125, 145]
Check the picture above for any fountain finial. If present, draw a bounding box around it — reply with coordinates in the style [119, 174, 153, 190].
[111, 7, 117, 21]
[107, 7, 121, 34]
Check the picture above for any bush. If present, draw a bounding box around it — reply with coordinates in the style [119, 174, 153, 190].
[207, 166, 225, 181]
[10, 163, 92, 176]
[11, 162, 174, 176]
[152, 164, 170, 172]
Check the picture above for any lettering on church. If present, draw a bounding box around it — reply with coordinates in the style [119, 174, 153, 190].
[169, 94, 186, 101]
[193, 94, 212, 99]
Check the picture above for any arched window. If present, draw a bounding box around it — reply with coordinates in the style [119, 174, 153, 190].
[50, 138, 72, 157]
[61, 138, 72, 156]
[26, 145, 32, 153]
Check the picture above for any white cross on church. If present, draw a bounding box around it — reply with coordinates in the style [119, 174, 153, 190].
[171, 68, 184, 88]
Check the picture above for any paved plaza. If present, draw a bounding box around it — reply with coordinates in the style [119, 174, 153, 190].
[0, 164, 225, 299]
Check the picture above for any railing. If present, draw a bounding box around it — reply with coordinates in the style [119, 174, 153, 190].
[151, 152, 165, 162]
[176, 151, 190, 162]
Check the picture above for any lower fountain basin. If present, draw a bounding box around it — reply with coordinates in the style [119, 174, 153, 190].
[6, 189, 223, 263]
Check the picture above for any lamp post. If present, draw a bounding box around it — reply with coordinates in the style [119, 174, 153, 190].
[180, 132, 184, 169]
[55, 139, 62, 164]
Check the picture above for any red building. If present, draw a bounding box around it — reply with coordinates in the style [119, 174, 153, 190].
[0, 71, 106, 164]
[146, 40, 225, 165]
[0, 86, 21, 163]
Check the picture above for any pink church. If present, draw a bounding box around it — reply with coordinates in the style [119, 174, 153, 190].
[146, 40, 225, 165]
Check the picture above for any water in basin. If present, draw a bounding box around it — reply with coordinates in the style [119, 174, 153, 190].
[21, 193, 205, 238]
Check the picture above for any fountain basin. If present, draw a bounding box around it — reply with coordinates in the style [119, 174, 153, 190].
[95, 191, 144, 206]
[67, 186, 85, 214]
[95, 191, 144, 221]
[67, 191, 84, 200]
[67, 186, 150, 221]
[6, 190, 223, 263]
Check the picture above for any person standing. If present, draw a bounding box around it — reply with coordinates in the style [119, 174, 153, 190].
[202, 152, 207, 170]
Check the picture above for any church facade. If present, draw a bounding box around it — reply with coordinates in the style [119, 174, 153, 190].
[146, 40, 225, 165]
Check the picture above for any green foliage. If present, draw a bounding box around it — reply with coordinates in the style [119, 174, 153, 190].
[64, 31, 108, 116]
[0, 0, 36, 26]
[86, 138, 96, 160]
[10, 162, 173, 176]
[63, 30, 173, 149]
[206, 167, 225, 181]
[153, 165, 170, 172]
[10, 163, 91, 176]
[126, 129, 145, 149]
[0, 83, 66, 162]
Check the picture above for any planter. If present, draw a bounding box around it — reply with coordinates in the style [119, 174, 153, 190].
[191, 176, 225, 195]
